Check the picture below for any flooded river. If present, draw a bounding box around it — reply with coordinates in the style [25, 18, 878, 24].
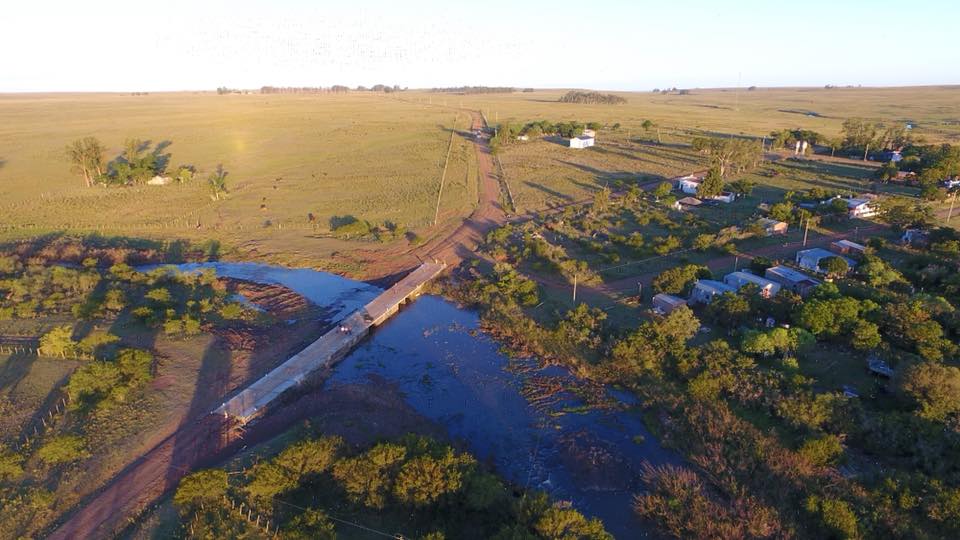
[157, 263, 678, 537]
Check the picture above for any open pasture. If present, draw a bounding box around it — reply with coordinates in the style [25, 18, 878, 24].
[0, 92, 476, 266]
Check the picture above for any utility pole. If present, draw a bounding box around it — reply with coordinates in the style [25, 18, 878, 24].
[637, 282, 643, 301]
[572, 274, 578, 304]
[947, 191, 957, 222]
[734, 256, 739, 271]
[803, 217, 810, 247]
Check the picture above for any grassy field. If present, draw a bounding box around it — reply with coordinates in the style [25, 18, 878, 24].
[444, 86, 960, 143]
[0, 86, 955, 269]
[0, 92, 477, 268]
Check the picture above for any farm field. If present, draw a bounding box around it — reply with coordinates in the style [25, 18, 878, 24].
[0, 92, 477, 271]
[1, 87, 955, 271]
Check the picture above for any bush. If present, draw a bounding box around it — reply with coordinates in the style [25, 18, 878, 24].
[799, 435, 844, 466]
[39, 325, 77, 357]
[36, 435, 89, 465]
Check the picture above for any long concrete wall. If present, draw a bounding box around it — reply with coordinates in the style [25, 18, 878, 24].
[214, 262, 446, 422]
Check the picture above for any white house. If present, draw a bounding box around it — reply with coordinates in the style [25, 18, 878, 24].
[795, 248, 856, 274]
[689, 279, 737, 304]
[713, 191, 736, 203]
[764, 265, 821, 296]
[652, 293, 687, 314]
[843, 198, 877, 218]
[673, 171, 708, 194]
[723, 271, 782, 298]
[569, 136, 595, 149]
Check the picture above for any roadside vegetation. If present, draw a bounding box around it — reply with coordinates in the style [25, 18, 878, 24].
[172, 432, 610, 539]
[0, 236, 278, 538]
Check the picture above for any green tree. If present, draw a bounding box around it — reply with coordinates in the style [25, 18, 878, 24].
[798, 435, 844, 466]
[652, 264, 710, 295]
[849, 320, 881, 351]
[36, 435, 89, 465]
[283, 509, 336, 540]
[653, 182, 672, 199]
[534, 507, 612, 540]
[806, 495, 860, 539]
[39, 325, 77, 357]
[0, 445, 24, 481]
[876, 160, 899, 182]
[332, 443, 407, 509]
[208, 164, 229, 201]
[65, 137, 106, 187]
[696, 167, 724, 199]
[896, 362, 960, 422]
[393, 453, 465, 506]
[820, 256, 849, 278]
[174, 469, 228, 511]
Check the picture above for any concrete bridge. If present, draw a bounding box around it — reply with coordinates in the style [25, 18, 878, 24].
[215, 262, 446, 422]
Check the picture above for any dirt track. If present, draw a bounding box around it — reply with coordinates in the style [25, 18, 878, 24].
[45, 110, 508, 540]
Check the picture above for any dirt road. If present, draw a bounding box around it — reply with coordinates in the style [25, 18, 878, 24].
[342, 110, 507, 283]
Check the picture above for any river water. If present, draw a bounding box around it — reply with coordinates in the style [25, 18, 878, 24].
[154, 263, 678, 538]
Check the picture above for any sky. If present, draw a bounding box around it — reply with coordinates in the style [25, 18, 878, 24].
[2, 0, 958, 92]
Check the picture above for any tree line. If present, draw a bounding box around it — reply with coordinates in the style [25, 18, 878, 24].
[174, 433, 610, 539]
[559, 91, 626, 105]
[429, 86, 516, 94]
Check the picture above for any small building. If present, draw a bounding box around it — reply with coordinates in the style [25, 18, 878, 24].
[689, 279, 737, 305]
[758, 218, 788, 236]
[723, 271, 782, 298]
[516, 135, 529, 141]
[901, 229, 929, 247]
[795, 248, 856, 274]
[843, 198, 877, 218]
[881, 150, 903, 163]
[831, 239, 866, 256]
[894, 171, 916, 183]
[569, 136, 595, 149]
[712, 191, 736, 203]
[673, 170, 708, 194]
[764, 265, 821, 296]
[673, 196, 703, 211]
[147, 175, 172, 186]
[652, 293, 687, 314]
[944, 177, 960, 189]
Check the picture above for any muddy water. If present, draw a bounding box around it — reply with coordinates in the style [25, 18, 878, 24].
[328, 296, 678, 538]
[139, 262, 381, 319]
[155, 263, 676, 537]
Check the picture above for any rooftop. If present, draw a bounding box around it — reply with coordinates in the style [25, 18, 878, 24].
[766, 265, 821, 284]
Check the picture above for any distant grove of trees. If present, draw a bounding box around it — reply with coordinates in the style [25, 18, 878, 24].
[559, 91, 627, 105]
[257, 85, 404, 94]
[489, 119, 605, 153]
[65, 137, 221, 196]
[430, 86, 516, 94]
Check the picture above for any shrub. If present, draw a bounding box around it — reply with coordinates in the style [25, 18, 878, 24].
[36, 435, 89, 465]
[39, 325, 77, 357]
[799, 435, 844, 466]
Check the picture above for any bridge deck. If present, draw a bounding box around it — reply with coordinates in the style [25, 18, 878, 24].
[215, 262, 445, 421]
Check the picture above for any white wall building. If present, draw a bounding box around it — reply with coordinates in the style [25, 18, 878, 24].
[689, 279, 737, 304]
[723, 271, 782, 298]
[569, 136, 595, 149]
